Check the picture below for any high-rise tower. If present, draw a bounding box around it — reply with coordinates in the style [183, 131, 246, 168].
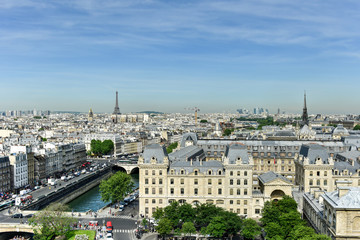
[302, 91, 309, 126]
[113, 91, 121, 115]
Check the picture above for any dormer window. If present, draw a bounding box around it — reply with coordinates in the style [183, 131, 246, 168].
[237, 157, 241, 161]
[218, 170, 222, 175]
[194, 170, 198, 175]
[208, 170, 212, 175]
[170, 169, 174, 175]
[181, 170, 185, 175]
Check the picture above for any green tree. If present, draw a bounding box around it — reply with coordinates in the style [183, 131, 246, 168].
[99, 171, 134, 204]
[264, 222, 285, 240]
[223, 128, 232, 136]
[181, 222, 196, 239]
[241, 218, 261, 240]
[200, 119, 208, 123]
[166, 142, 178, 153]
[194, 203, 222, 230]
[178, 203, 196, 224]
[288, 225, 315, 240]
[101, 139, 114, 155]
[90, 139, 102, 156]
[29, 203, 76, 240]
[42, 138, 47, 142]
[354, 124, 360, 130]
[205, 216, 228, 238]
[152, 207, 165, 221]
[156, 218, 173, 238]
[279, 211, 305, 237]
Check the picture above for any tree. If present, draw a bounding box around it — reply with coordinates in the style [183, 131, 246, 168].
[29, 203, 76, 240]
[354, 124, 360, 130]
[205, 216, 228, 238]
[241, 219, 261, 240]
[181, 222, 196, 239]
[200, 119, 208, 123]
[264, 222, 285, 240]
[156, 218, 173, 238]
[194, 203, 223, 230]
[223, 129, 232, 136]
[166, 142, 178, 153]
[101, 139, 114, 155]
[288, 225, 315, 240]
[153, 207, 165, 221]
[99, 171, 134, 203]
[279, 211, 305, 237]
[178, 203, 196, 224]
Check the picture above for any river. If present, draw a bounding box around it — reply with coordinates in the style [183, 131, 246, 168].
[68, 173, 139, 212]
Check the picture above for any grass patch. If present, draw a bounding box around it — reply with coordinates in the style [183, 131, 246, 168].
[65, 230, 96, 240]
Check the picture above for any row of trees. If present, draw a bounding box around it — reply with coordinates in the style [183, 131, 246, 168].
[261, 196, 330, 240]
[152, 201, 260, 239]
[90, 139, 114, 156]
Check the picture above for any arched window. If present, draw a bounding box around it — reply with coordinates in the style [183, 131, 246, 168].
[194, 170, 198, 175]
[208, 170, 212, 175]
[309, 179, 313, 185]
[317, 179, 320, 185]
[218, 170, 222, 175]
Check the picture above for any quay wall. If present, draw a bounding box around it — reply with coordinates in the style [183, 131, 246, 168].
[22, 167, 112, 210]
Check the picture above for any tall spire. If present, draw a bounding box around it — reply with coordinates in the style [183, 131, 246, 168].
[113, 91, 121, 115]
[302, 91, 308, 126]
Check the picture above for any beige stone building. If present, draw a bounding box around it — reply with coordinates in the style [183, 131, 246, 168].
[138, 142, 293, 220]
[303, 184, 360, 240]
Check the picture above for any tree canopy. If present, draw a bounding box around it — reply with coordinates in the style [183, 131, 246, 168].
[241, 218, 261, 240]
[261, 196, 331, 240]
[99, 171, 134, 203]
[90, 139, 114, 156]
[29, 203, 77, 240]
[166, 142, 178, 153]
[354, 124, 360, 130]
[152, 202, 243, 239]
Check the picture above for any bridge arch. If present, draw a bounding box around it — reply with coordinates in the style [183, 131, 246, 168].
[130, 167, 139, 174]
[112, 165, 127, 173]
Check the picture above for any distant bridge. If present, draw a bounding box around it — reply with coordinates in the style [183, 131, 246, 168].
[0, 223, 34, 234]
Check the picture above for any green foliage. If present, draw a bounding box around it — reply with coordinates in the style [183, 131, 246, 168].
[261, 196, 329, 240]
[65, 230, 96, 240]
[354, 124, 360, 130]
[99, 171, 134, 203]
[166, 142, 178, 153]
[223, 128, 234, 136]
[156, 218, 173, 236]
[42, 138, 47, 142]
[200, 119, 208, 123]
[90, 139, 114, 156]
[205, 216, 228, 238]
[33, 116, 42, 119]
[241, 219, 261, 240]
[153, 202, 242, 238]
[181, 222, 196, 236]
[38, 127, 45, 131]
[29, 203, 77, 240]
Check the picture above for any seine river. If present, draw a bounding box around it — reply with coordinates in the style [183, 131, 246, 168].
[68, 173, 139, 212]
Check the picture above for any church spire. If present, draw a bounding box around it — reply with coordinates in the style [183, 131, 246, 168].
[302, 91, 309, 126]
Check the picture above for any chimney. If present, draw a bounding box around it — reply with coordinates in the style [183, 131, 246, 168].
[338, 187, 350, 198]
[190, 158, 193, 166]
[200, 159, 202, 166]
[314, 190, 324, 199]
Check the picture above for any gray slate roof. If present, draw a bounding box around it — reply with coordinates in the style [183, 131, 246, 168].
[170, 158, 223, 175]
[323, 187, 360, 209]
[169, 145, 204, 162]
[180, 132, 198, 148]
[258, 171, 292, 184]
[143, 144, 168, 164]
[225, 144, 250, 164]
[299, 144, 330, 164]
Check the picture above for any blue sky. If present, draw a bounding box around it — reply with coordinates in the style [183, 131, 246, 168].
[1, 0, 360, 114]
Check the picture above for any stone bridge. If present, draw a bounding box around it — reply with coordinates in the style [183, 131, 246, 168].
[0, 223, 34, 233]
[114, 163, 139, 174]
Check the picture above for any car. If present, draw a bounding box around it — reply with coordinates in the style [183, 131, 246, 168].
[106, 233, 112, 238]
[11, 213, 23, 218]
[24, 214, 34, 218]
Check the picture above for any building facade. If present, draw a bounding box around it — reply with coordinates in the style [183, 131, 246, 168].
[0, 156, 11, 192]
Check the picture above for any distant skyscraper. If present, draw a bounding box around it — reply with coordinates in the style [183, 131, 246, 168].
[113, 91, 121, 115]
[302, 91, 309, 126]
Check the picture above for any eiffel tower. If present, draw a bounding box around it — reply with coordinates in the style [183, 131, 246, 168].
[302, 91, 309, 126]
[113, 91, 121, 115]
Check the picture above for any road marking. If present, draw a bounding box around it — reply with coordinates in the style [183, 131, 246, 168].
[113, 229, 135, 233]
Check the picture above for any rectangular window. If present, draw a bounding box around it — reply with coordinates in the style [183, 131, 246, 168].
[194, 188, 198, 195]
[159, 199, 163, 204]
[237, 200, 240, 205]
[255, 209, 260, 214]
[170, 179, 174, 184]
[230, 179, 233, 185]
[230, 200, 233, 204]
[244, 200, 247, 205]
[208, 179, 212, 185]
[159, 170, 162, 175]
[181, 188, 184, 194]
[152, 199, 156, 204]
[145, 188, 149, 194]
[152, 188, 155, 194]
[152, 179, 156, 184]
[145, 178, 149, 184]
[208, 188, 212, 195]
[152, 170, 155, 175]
[181, 179, 184, 184]
[145, 199, 148, 204]
[244, 209, 247, 214]
[218, 179, 222, 185]
[159, 179, 163, 185]
[244, 189, 248, 195]
[170, 188, 174, 194]
[159, 188, 163, 194]
[194, 179, 198, 185]
[218, 188, 222, 195]
[237, 179, 240, 185]
[145, 170, 148, 175]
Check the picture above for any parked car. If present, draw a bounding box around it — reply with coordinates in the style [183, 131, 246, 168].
[11, 213, 23, 218]
[24, 214, 34, 218]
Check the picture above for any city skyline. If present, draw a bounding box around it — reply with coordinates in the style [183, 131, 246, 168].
[1, 0, 360, 114]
